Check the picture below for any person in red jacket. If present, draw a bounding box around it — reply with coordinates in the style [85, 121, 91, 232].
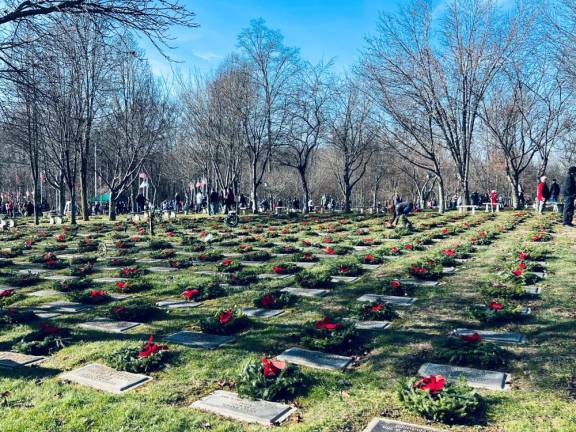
[536, 176, 550, 214]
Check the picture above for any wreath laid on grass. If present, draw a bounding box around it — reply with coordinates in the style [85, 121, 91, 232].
[5, 272, 40, 287]
[254, 290, 297, 309]
[108, 300, 159, 322]
[114, 279, 151, 293]
[0, 289, 22, 307]
[200, 307, 249, 335]
[241, 250, 271, 262]
[469, 301, 527, 324]
[408, 259, 443, 280]
[480, 279, 527, 299]
[355, 301, 398, 321]
[180, 281, 226, 301]
[12, 323, 71, 355]
[360, 253, 383, 265]
[227, 270, 258, 286]
[301, 316, 359, 354]
[150, 249, 176, 259]
[52, 278, 93, 292]
[381, 278, 415, 296]
[148, 239, 173, 250]
[330, 261, 361, 277]
[292, 252, 318, 263]
[217, 259, 243, 273]
[108, 336, 170, 373]
[196, 250, 223, 262]
[119, 266, 145, 278]
[271, 263, 300, 275]
[433, 333, 508, 368]
[295, 269, 332, 289]
[108, 257, 136, 267]
[397, 375, 483, 424]
[78, 238, 98, 252]
[236, 357, 304, 401]
[68, 289, 111, 304]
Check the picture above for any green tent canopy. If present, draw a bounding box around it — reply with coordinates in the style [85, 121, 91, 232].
[92, 192, 110, 203]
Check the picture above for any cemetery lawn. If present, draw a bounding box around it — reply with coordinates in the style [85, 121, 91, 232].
[0, 212, 575, 432]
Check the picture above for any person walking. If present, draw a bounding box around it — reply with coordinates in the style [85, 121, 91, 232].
[562, 166, 576, 227]
[224, 187, 235, 214]
[489, 190, 498, 212]
[195, 190, 204, 213]
[549, 179, 560, 212]
[536, 176, 550, 214]
[136, 193, 146, 213]
[209, 189, 220, 215]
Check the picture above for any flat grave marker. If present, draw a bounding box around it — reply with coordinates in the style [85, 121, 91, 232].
[79, 319, 141, 333]
[276, 347, 353, 371]
[281, 287, 329, 298]
[155, 299, 202, 309]
[418, 362, 511, 391]
[43, 275, 79, 282]
[164, 331, 235, 349]
[349, 320, 391, 331]
[257, 273, 291, 280]
[240, 307, 284, 318]
[17, 268, 50, 275]
[524, 286, 542, 295]
[93, 277, 128, 284]
[453, 328, 526, 344]
[60, 363, 152, 394]
[363, 418, 443, 432]
[0, 351, 45, 369]
[37, 301, 91, 313]
[27, 289, 61, 297]
[331, 275, 360, 283]
[357, 294, 416, 307]
[397, 279, 439, 287]
[191, 390, 296, 426]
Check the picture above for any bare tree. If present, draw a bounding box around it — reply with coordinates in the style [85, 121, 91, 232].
[328, 80, 379, 212]
[278, 61, 333, 213]
[96, 54, 173, 220]
[237, 18, 300, 211]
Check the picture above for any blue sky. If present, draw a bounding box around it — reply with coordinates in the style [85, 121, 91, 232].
[141, 0, 408, 77]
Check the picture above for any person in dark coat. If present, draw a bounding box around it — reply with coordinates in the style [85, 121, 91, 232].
[224, 188, 235, 214]
[392, 201, 414, 228]
[562, 166, 576, 227]
[136, 193, 146, 213]
[550, 179, 560, 203]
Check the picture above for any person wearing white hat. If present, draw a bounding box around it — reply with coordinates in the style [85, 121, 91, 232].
[536, 176, 550, 214]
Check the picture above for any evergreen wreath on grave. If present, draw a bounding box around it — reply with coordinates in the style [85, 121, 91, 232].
[5, 272, 40, 287]
[196, 250, 223, 262]
[397, 375, 483, 423]
[70, 255, 98, 265]
[0, 308, 38, 325]
[529, 231, 552, 242]
[150, 249, 176, 259]
[107, 335, 170, 373]
[469, 301, 527, 324]
[108, 300, 160, 322]
[108, 257, 136, 267]
[502, 265, 540, 286]
[114, 278, 152, 294]
[436, 249, 458, 266]
[70, 262, 95, 276]
[354, 300, 398, 321]
[200, 307, 249, 335]
[381, 278, 416, 296]
[148, 240, 173, 250]
[241, 250, 271, 262]
[227, 269, 258, 286]
[330, 260, 361, 277]
[52, 278, 94, 292]
[360, 253, 383, 264]
[236, 357, 305, 401]
[321, 245, 351, 256]
[408, 259, 443, 280]
[43, 243, 66, 252]
[272, 244, 300, 254]
[68, 289, 112, 304]
[254, 290, 297, 309]
[12, 323, 71, 355]
[480, 278, 526, 299]
[295, 269, 332, 289]
[0, 288, 22, 307]
[217, 259, 243, 273]
[168, 257, 194, 269]
[78, 238, 98, 252]
[377, 244, 401, 256]
[179, 280, 226, 301]
[291, 252, 318, 263]
[119, 266, 146, 278]
[271, 263, 299, 275]
[301, 316, 359, 354]
[433, 333, 508, 368]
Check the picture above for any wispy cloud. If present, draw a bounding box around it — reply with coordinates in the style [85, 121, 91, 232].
[192, 51, 222, 62]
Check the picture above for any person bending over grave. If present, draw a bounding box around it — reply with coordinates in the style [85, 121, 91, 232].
[392, 201, 414, 229]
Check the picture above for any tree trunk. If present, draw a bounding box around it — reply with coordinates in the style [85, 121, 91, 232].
[251, 162, 258, 213]
[69, 187, 77, 225]
[32, 180, 39, 225]
[299, 168, 309, 214]
[344, 186, 352, 213]
[437, 176, 445, 214]
[58, 177, 66, 216]
[80, 157, 90, 221]
[507, 174, 520, 210]
[108, 192, 116, 221]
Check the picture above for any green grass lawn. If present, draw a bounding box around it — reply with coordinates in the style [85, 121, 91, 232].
[0, 210, 575, 432]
